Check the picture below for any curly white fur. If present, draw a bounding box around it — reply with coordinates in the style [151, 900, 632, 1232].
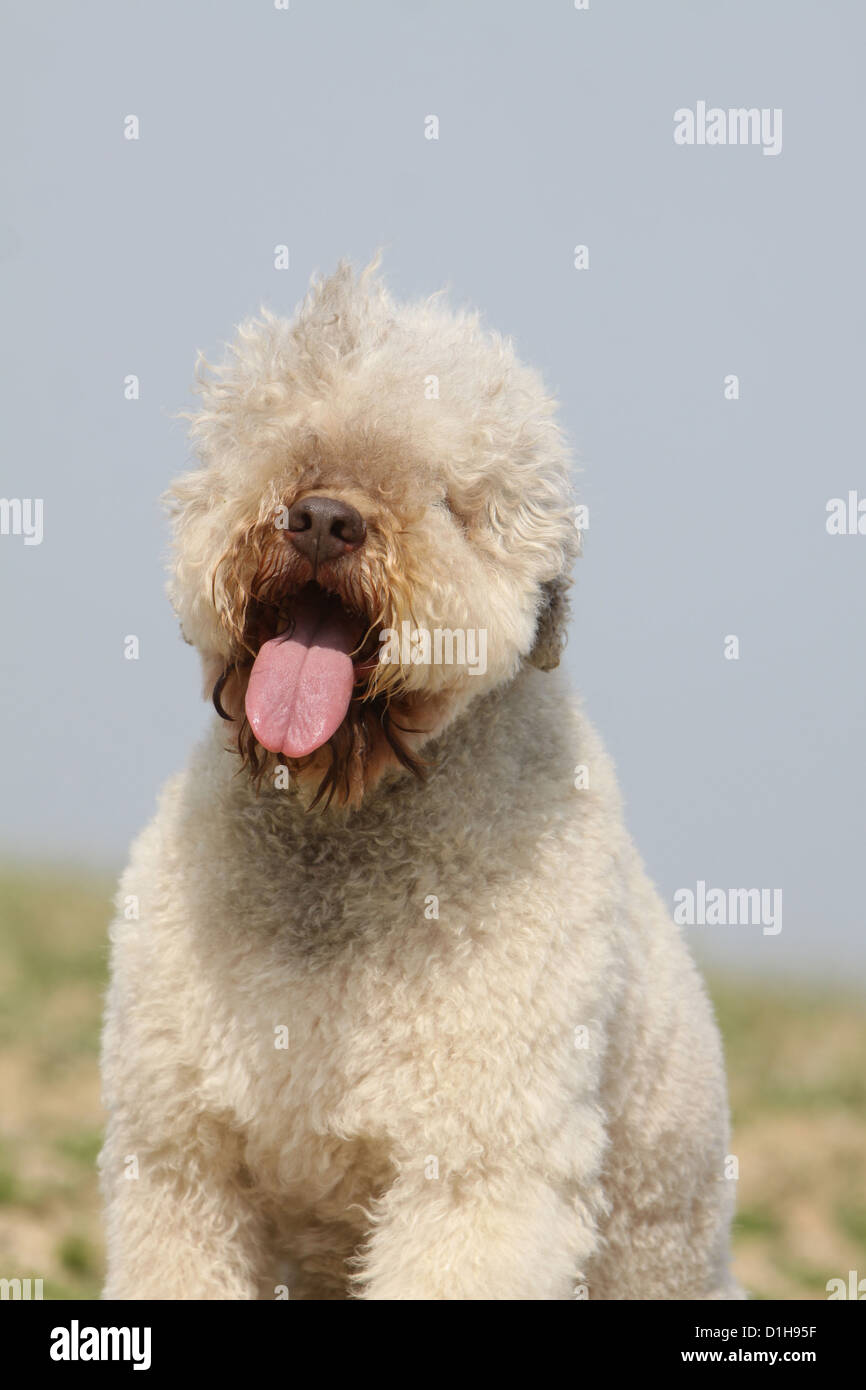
[100, 262, 742, 1300]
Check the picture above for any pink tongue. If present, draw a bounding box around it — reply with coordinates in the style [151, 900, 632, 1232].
[245, 590, 358, 758]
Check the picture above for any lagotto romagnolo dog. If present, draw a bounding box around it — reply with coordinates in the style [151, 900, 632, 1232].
[100, 262, 743, 1301]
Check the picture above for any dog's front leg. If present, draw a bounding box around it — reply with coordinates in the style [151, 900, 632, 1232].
[100, 1113, 267, 1300]
[352, 1145, 601, 1301]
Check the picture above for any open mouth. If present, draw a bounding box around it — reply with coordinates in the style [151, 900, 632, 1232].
[243, 583, 379, 759]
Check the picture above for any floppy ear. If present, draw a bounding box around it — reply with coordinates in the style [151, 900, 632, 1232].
[527, 576, 572, 671]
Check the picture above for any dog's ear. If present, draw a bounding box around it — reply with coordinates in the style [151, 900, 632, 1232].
[527, 576, 571, 671]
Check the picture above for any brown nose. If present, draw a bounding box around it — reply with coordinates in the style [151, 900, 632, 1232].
[286, 496, 366, 567]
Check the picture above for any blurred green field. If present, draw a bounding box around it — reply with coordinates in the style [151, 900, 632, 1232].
[0, 866, 863, 1300]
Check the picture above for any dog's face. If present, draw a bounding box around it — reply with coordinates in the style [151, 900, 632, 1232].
[167, 263, 578, 805]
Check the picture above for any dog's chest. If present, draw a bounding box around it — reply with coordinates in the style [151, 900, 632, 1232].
[185, 817, 564, 1163]
[189, 894, 490, 1207]
[177, 734, 609, 1198]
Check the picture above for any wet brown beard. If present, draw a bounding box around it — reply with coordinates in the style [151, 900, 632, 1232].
[207, 515, 435, 806]
[210, 594, 428, 810]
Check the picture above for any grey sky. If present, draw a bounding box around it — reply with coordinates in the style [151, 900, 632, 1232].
[1, 1, 864, 981]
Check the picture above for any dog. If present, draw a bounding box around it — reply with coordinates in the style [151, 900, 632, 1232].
[100, 261, 742, 1300]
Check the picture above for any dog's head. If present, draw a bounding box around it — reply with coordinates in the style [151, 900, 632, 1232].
[167, 261, 578, 805]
